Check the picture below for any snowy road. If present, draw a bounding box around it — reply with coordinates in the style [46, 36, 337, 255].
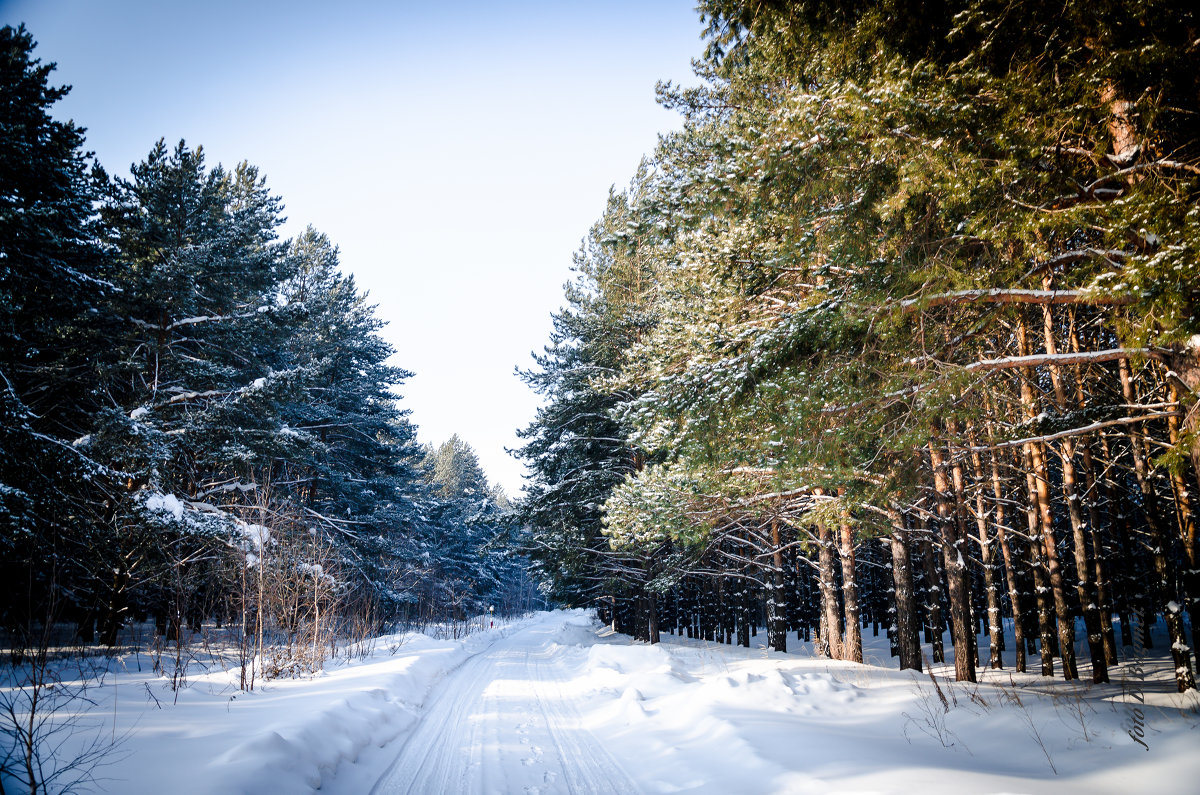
[52, 610, 1199, 794]
[369, 616, 638, 795]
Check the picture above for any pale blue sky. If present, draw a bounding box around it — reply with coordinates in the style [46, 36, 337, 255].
[2, 0, 703, 493]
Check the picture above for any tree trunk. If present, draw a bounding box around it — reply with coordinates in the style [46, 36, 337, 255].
[930, 433, 977, 682]
[982, 423, 1026, 672]
[647, 591, 660, 645]
[888, 506, 922, 671]
[1169, 341, 1200, 487]
[1022, 445, 1057, 676]
[918, 519, 945, 663]
[1041, 296, 1108, 682]
[817, 521, 842, 660]
[1017, 317, 1078, 679]
[968, 436, 1004, 668]
[839, 505, 863, 664]
[1166, 381, 1200, 663]
[1068, 315, 1120, 665]
[1119, 358, 1195, 691]
[767, 518, 788, 652]
[1097, 432, 1137, 647]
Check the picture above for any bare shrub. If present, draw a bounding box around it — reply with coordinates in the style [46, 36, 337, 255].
[0, 595, 126, 793]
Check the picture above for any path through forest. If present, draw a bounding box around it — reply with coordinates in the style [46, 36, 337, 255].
[339, 611, 1199, 795]
[367, 615, 637, 795]
[21, 610, 1197, 794]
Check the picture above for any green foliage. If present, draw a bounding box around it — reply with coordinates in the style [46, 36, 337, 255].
[524, 0, 1200, 611]
[0, 25, 535, 637]
[0, 24, 111, 628]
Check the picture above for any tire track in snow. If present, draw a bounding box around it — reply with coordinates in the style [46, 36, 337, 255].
[529, 645, 635, 795]
[369, 642, 491, 794]
[369, 617, 639, 795]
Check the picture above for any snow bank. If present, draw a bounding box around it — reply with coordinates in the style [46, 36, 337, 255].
[562, 620, 1200, 795]
[10, 618, 529, 795]
[10, 612, 1198, 794]
[206, 621, 535, 794]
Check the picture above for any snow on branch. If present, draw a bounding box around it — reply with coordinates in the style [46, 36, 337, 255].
[901, 287, 1132, 313]
[197, 481, 259, 499]
[165, 388, 225, 404]
[964, 347, 1160, 373]
[1096, 158, 1200, 183]
[967, 411, 1182, 452]
[129, 308, 265, 333]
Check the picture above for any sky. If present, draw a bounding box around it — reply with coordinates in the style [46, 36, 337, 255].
[0, 0, 703, 494]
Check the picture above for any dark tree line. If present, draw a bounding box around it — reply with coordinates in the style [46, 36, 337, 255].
[517, 0, 1200, 691]
[0, 25, 536, 664]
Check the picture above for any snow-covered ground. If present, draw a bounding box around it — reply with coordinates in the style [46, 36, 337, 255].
[4, 611, 1197, 794]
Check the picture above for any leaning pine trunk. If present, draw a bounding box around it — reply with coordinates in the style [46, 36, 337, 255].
[1069, 315, 1119, 665]
[1041, 293, 1107, 682]
[1017, 317, 1077, 679]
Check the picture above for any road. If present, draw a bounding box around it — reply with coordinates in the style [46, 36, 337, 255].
[369, 616, 639, 795]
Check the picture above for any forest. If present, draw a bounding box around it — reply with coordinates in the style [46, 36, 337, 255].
[4, 1, 1200, 791]
[0, 22, 538, 685]
[516, 0, 1200, 693]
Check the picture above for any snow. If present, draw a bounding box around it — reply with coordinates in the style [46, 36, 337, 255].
[4, 612, 1197, 794]
[296, 562, 334, 584]
[235, 522, 270, 550]
[143, 492, 185, 520]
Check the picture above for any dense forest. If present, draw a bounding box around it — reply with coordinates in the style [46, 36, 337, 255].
[0, 24, 537, 676]
[517, 0, 1200, 692]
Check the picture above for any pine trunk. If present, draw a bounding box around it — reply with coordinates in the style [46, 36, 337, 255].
[1119, 358, 1195, 691]
[839, 507, 863, 663]
[1017, 317, 1077, 679]
[1166, 382, 1200, 663]
[767, 518, 788, 652]
[1040, 297, 1107, 682]
[968, 437, 1004, 668]
[918, 520, 945, 663]
[888, 506, 922, 671]
[930, 433, 977, 682]
[817, 521, 842, 660]
[1023, 445, 1057, 676]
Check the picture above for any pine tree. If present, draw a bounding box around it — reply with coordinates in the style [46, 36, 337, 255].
[532, 0, 1199, 691]
[0, 25, 110, 634]
[515, 178, 662, 616]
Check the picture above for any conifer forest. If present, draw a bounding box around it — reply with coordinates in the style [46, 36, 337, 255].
[517, 0, 1200, 695]
[3, 1, 1200, 793]
[1, 21, 536, 666]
